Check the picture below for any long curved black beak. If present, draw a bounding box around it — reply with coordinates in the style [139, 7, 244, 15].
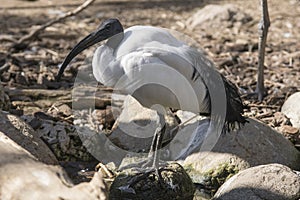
[56, 30, 107, 81]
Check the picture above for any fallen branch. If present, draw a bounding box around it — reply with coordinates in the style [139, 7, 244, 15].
[13, 0, 95, 49]
[246, 103, 280, 109]
[4, 88, 71, 98]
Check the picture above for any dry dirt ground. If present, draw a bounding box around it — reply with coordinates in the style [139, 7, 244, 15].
[1, 0, 300, 182]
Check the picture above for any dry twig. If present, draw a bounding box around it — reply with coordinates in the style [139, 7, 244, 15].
[0, 62, 10, 74]
[13, 0, 95, 49]
[246, 103, 280, 109]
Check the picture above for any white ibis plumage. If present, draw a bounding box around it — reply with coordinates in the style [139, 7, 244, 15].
[57, 18, 246, 170]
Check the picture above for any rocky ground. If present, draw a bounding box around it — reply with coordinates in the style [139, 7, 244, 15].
[0, 0, 300, 199]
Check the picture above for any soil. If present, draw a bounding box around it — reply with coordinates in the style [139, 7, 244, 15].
[1, 0, 300, 183]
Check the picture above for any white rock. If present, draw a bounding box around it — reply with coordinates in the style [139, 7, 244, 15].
[213, 163, 300, 200]
[108, 95, 178, 154]
[176, 110, 201, 124]
[186, 4, 252, 30]
[112, 95, 161, 139]
[182, 118, 300, 184]
[282, 92, 300, 128]
[0, 122, 107, 200]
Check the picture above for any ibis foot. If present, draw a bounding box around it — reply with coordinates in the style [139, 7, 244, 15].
[118, 158, 148, 171]
[255, 86, 267, 102]
[127, 164, 169, 188]
[118, 157, 168, 188]
[118, 157, 167, 172]
[245, 88, 267, 102]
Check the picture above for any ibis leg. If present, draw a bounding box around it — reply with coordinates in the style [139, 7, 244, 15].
[152, 119, 166, 168]
[256, 0, 270, 101]
[125, 114, 166, 188]
[118, 113, 166, 172]
[143, 113, 166, 168]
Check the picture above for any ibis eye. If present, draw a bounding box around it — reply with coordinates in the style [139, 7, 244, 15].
[105, 24, 111, 29]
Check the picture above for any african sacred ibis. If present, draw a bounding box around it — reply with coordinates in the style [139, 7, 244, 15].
[57, 18, 246, 170]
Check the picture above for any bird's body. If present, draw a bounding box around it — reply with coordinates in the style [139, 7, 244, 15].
[93, 25, 209, 114]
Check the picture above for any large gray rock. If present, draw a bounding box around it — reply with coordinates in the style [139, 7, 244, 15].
[213, 163, 300, 200]
[183, 118, 300, 171]
[187, 4, 252, 30]
[108, 95, 178, 154]
[0, 121, 107, 200]
[282, 92, 300, 128]
[181, 118, 300, 197]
